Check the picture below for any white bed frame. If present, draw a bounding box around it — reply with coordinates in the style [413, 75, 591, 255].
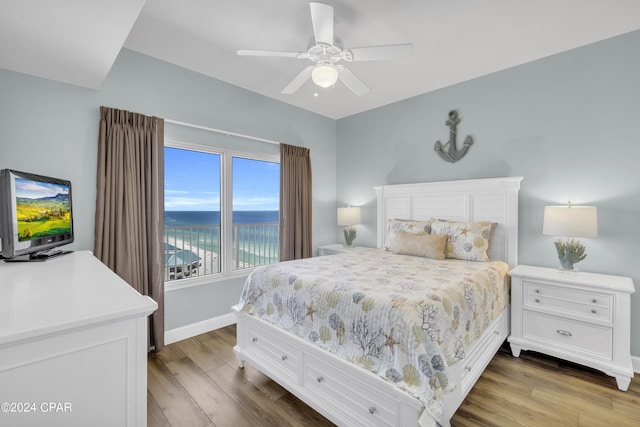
[233, 176, 522, 427]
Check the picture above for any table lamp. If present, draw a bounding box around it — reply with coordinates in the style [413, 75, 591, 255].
[543, 202, 598, 270]
[337, 206, 361, 247]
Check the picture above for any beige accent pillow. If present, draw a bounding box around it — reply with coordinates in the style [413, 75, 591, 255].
[430, 219, 496, 262]
[389, 231, 447, 260]
[385, 219, 432, 251]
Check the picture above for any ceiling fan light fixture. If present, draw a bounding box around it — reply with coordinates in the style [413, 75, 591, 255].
[311, 64, 338, 88]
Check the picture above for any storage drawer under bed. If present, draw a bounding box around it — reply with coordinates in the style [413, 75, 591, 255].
[304, 351, 399, 427]
[243, 321, 301, 384]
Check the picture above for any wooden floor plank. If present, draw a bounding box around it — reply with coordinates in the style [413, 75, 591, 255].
[151, 341, 187, 365]
[165, 357, 257, 427]
[612, 388, 640, 424]
[577, 408, 639, 427]
[207, 362, 329, 427]
[147, 391, 171, 427]
[176, 336, 226, 372]
[200, 334, 242, 367]
[149, 327, 640, 427]
[147, 355, 212, 427]
[452, 398, 528, 427]
[457, 379, 579, 427]
[236, 363, 290, 400]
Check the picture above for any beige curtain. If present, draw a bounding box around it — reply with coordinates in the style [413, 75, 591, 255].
[279, 143, 312, 261]
[94, 106, 165, 350]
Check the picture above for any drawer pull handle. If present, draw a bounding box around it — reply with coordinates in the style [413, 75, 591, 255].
[369, 406, 376, 415]
[493, 330, 500, 336]
[252, 337, 258, 343]
[591, 298, 597, 303]
[281, 355, 288, 361]
[556, 329, 572, 337]
[591, 309, 597, 314]
[535, 289, 540, 293]
[317, 376, 324, 383]
[534, 298, 540, 303]
[464, 366, 472, 372]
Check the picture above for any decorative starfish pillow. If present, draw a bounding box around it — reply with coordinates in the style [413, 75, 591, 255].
[430, 219, 496, 262]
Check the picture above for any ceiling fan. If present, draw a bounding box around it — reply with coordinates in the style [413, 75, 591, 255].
[237, 2, 413, 96]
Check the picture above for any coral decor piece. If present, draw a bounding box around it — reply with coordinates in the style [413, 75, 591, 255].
[343, 226, 357, 246]
[554, 238, 587, 270]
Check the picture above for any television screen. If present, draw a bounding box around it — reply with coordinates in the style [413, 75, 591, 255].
[15, 177, 72, 242]
[0, 169, 74, 260]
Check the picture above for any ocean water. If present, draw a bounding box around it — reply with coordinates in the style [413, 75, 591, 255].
[165, 210, 279, 226]
[164, 211, 279, 265]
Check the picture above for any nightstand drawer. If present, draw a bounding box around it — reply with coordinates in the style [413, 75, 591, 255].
[523, 310, 612, 360]
[523, 280, 612, 321]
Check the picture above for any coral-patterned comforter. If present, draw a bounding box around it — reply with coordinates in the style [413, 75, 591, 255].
[238, 248, 509, 425]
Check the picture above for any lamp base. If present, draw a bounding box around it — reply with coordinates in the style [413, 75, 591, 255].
[557, 265, 580, 273]
[554, 239, 587, 272]
[343, 226, 356, 247]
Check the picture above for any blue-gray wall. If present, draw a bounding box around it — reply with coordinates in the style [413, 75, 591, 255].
[2, 31, 639, 355]
[0, 49, 337, 331]
[336, 30, 640, 355]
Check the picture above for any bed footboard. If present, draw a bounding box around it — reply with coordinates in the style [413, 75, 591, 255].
[233, 304, 509, 427]
[233, 304, 424, 427]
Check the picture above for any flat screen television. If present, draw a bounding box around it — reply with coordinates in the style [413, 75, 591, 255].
[0, 169, 74, 260]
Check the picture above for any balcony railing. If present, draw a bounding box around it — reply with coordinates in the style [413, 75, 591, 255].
[164, 222, 279, 282]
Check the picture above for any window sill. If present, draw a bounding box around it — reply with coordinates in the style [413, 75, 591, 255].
[164, 269, 253, 292]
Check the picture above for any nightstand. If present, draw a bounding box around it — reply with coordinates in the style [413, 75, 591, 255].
[508, 265, 635, 391]
[317, 244, 368, 256]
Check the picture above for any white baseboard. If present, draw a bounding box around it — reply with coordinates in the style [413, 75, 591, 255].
[164, 312, 236, 345]
[632, 355, 640, 374]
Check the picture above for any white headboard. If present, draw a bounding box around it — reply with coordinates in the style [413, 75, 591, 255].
[374, 177, 523, 267]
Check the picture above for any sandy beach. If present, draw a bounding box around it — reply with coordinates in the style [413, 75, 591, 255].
[164, 234, 219, 278]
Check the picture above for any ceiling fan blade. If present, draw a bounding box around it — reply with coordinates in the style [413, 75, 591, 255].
[237, 49, 301, 58]
[338, 67, 369, 96]
[282, 66, 314, 94]
[310, 2, 333, 45]
[346, 43, 413, 61]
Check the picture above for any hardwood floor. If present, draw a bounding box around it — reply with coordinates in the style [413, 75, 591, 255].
[148, 325, 640, 427]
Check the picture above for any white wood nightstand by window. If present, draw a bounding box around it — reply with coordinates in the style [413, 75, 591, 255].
[317, 244, 369, 256]
[508, 265, 635, 391]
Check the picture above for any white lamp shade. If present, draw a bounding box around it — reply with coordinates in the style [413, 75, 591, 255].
[312, 64, 338, 88]
[543, 205, 598, 237]
[337, 207, 361, 226]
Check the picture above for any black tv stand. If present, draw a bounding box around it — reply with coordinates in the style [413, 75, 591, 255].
[4, 249, 74, 263]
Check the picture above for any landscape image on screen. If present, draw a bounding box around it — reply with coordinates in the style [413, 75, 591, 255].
[15, 178, 71, 241]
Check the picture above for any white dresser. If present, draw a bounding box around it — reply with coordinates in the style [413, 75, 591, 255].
[508, 265, 635, 391]
[0, 251, 157, 426]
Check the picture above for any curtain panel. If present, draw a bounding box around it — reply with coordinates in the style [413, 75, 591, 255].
[94, 106, 165, 350]
[279, 143, 312, 261]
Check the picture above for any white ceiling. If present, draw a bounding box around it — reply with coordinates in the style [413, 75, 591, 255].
[2, 1, 640, 119]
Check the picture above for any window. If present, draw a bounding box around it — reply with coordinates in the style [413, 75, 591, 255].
[163, 141, 279, 285]
[231, 156, 280, 270]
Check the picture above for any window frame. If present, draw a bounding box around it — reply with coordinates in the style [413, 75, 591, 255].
[164, 138, 280, 291]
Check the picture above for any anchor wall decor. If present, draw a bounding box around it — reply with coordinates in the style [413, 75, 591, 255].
[434, 110, 473, 163]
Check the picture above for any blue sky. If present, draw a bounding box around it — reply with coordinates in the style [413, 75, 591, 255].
[164, 147, 279, 211]
[16, 178, 69, 199]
